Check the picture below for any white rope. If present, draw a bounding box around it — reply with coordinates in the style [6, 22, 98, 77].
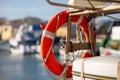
[81, 58, 88, 80]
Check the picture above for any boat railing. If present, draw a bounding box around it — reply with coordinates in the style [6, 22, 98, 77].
[46, 0, 120, 15]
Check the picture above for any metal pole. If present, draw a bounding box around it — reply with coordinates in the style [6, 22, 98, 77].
[70, 8, 120, 16]
[90, 0, 120, 3]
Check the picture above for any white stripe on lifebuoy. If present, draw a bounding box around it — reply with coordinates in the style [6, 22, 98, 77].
[42, 30, 55, 40]
[76, 15, 83, 25]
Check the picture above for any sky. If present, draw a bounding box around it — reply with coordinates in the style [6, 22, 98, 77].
[0, 0, 68, 21]
[0, 0, 120, 21]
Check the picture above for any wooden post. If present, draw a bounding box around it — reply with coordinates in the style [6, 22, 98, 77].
[61, 15, 72, 80]
[65, 16, 71, 57]
[118, 62, 120, 80]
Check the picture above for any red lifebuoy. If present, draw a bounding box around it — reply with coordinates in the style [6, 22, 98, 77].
[40, 11, 96, 78]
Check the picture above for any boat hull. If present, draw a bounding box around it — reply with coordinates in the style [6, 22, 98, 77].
[72, 56, 120, 80]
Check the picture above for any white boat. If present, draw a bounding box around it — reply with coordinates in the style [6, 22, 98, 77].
[72, 56, 120, 80]
[9, 23, 41, 55]
[10, 45, 24, 55]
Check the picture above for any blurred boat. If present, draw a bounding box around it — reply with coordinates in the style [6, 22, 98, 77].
[9, 23, 42, 55]
[0, 25, 13, 41]
[98, 21, 120, 56]
[0, 25, 12, 51]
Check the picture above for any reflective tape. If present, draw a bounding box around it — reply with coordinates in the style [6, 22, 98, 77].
[43, 30, 55, 39]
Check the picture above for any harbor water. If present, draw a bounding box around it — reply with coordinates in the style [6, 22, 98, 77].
[0, 50, 63, 80]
